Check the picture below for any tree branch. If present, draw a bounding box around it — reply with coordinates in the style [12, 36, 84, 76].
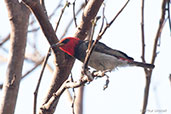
[33, 48, 52, 114]
[0, 0, 30, 114]
[141, 0, 146, 63]
[141, 0, 167, 114]
[54, 1, 70, 33]
[60, 3, 85, 39]
[40, 70, 107, 113]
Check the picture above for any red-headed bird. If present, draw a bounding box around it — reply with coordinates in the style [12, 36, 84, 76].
[55, 37, 154, 71]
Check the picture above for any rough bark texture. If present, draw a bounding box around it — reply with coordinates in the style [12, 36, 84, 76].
[74, 0, 104, 40]
[0, 0, 30, 114]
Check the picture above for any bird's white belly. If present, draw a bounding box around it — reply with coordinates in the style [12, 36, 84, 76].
[88, 52, 128, 71]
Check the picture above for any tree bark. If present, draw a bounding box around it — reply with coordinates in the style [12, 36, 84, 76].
[74, 86, 84, 114]
[0, 0, 30, 114]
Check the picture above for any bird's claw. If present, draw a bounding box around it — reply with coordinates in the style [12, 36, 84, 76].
[85, 70, 94, 82]
[92, 69, 111, 77]
[103, 75, 109, 90]
[81, 68, 94, 82]
[92, 70, 110, 90]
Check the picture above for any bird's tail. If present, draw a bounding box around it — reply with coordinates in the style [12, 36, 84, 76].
[128, 61, 155, 69]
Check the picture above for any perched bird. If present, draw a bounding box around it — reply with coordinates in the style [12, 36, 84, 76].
[55, 37, 154, 71]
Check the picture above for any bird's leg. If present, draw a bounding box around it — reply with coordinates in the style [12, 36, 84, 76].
[103, 75, 109, 90]
[81, 67, 94, 82]
[93, 70, 105, 77]
[92, 69, 111, 77]
[92, 70, 110, 90]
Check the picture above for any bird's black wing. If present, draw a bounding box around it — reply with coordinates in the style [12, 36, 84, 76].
[86, 40, 134, 61]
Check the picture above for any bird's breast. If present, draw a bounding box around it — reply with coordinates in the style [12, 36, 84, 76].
[87, 52, 129, 71]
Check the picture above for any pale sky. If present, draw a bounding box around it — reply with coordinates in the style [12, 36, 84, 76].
[0, 0, 171, 114]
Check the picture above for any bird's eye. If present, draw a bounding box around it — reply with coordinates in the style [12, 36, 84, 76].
[61, 39, 70, 44]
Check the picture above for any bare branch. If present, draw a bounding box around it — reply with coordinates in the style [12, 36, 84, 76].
[22, 59, 44, 79]
[0, 0, 30, 113]
[82, 17, 100, 80]
[0, 34, 10, 47]
[60, 3, 85, 39]
[166, 0, 171, 33]
[141, 0, 168, 114]
[21, 2, 69, 113]
[40, 70, 107, 112]
[141, 0, 149, 74]
[73, 86, 84, 114]
[98, 0, 130, 37]
[169, 74, 171, 86]
[48, 0, 63, 19]
[74, 0, 105, 39]
[22, 0, 59, 48]
[72, 0, 78, 27]
[55, 1, 70, 33]
[33, 48, 51, 114]
[151, 0, 167, 65]
[0, 58, 44, 90]
[141, 0, 146, 63]
[70, 74, 76, 114]
[28, 1, 63, 33]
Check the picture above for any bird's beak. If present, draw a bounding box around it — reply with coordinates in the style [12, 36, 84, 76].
[51, 42, 64, 48]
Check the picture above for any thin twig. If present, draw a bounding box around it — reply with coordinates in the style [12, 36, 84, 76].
[151, 0, 167, 64]
[49, 0, 63, 19]
[0, 84, 2, 89]
[82, 4, 105, 73]
[87, 16, 101, 56]
[22, 58, 44, 79]
[166, 0, 171, 34]
[99, 3, 105, 33]
[82, 17, 100, 78]
[28, 1, 63, 33]
[55, 1, 70, 33]
[28, 28, 40, 33]
[0, 34, 10, 46]
[141, 0, 146, 63]
[60, 3, 85, 39]
[98, 0, 130, 37]
[33, 48, 51, 114]
[72, 0, 77, 27]
[70, 74, 76, 114]
[169, 74, 171, 86]
[40, 70, 107, 111]
[0, 58, 44, 90]
[141, 0, 149, 74]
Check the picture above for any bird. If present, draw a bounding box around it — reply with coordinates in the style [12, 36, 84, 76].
[54, 37, 155, 71]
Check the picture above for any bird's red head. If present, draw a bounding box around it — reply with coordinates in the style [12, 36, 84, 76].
[57, 37, 80, 56]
